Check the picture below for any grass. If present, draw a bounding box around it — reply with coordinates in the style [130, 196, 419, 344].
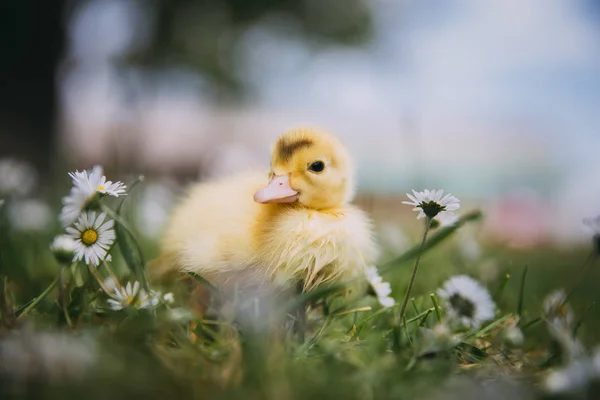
[0, 178, 599, 400]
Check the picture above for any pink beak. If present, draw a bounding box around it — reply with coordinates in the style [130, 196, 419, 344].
[254, 174, 299, 204]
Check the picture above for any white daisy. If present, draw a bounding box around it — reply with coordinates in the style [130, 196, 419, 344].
[402, 189, 460, 221]
[106, 281, 160, 310]
[503, 325, 524, 347]
[543, 289, 583, 359]
[66, 211, 115, 266]
[0, 158, 37, 196]
[50, 234, 77, 264]
[60, 165, 127, 226]
[544, 289, 574, 330]
[365, 266, 395, 308]
[544, 360, 594, 394]
[163, 292, 175, 305]
[437, 275, 495, 329]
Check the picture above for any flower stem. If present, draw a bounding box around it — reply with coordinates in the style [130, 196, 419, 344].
[88, 264, 111, 294]
[102, 260, 121, 290]
[17, 277, 59, 319]
[398, 218, 432, 323]
[59, 265, 74, 328]
[430, 293, 442, 322]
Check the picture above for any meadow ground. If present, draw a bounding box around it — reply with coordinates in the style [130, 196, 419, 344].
[0, 165, 599, 400]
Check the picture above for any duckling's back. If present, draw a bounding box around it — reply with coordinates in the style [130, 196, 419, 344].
[155, 171, 267, 286]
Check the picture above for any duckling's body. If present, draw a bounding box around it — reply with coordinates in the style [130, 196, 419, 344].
[155, 128, 378, 291]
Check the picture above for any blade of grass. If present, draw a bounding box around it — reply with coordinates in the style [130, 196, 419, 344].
[106, 203, 149, 291]
[517, 266, 528, 318]
[406, 308, 435, 324]
[430, 293, 442, 322]
[279, 283, 346, 317]
[106, 175, 147, 290]
[521, 317, 541, 331]
[380, 210, 483, 272]
[463, 314, 513, 340]
[16, 277, 59, 319]
[573, 301, 595, 336]
[411, 298, 420, 315]
[403, 316, 413, 347]
[495, 273, 511, 302]
[418, 309, 433, 327]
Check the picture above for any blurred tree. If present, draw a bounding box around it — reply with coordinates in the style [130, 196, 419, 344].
[131, 0, 373, 100]
[0, 0, 372, 172]
[0, 1, 66, 174]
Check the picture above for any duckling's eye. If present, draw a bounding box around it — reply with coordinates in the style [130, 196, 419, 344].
[308, 161, 325, 173]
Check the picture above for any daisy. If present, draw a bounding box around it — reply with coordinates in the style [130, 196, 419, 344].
[437, 275, 495, 329]
[365, 266, 395, 308]
[163, 292, 175, 305]
[66, 211, 115, 266]
[60, 165, 127, 226]
[50, 234, 77, 264]
[402, 189, 460, 221]
[544, 289, 574, 330]
[106, 281, 160, 310]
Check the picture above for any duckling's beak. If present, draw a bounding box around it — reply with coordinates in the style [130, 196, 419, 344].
[254, 174, 299, 204]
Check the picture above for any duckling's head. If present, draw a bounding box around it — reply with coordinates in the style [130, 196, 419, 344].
[254, 128, 355, 210]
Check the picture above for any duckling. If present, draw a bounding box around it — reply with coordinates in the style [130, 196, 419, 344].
[153, 127, 378, 292]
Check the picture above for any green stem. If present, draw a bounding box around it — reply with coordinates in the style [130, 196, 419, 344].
[88, 264, 111, 294]
[398, 218, 432, 323]
[102, 259, 121, 291]
[430, 293, 442, 322]
[59, 265, 73, 328]
[17, 277, 59, 319]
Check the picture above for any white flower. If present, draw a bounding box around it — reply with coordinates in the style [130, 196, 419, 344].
[365, 266, 395, 308]
[60, 165, 127, 226]
[544, 347, 600, 394]
[50, 234, 77, 263]
[0, 159, 37, 196]
[437, 275, 495, 329]
[66, 211, 115, 266]
[163, 292, 175, 304]
[543, 289, 583, 360]
[8, 199, 52, 232]
[103, 277, 117, 292]
[402, 189, 460, 220]
[544, 360, 594, 394]
[503, 325, 524, 347]
[544, 289, 574, 330]
[106, 281, 160, 310]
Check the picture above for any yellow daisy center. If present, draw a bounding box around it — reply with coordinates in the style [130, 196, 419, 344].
[81, 229, 98, 246]
[96, 185, 105, 191]
[127, 297, 135, 305]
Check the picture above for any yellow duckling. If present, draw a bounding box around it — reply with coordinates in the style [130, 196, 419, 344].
[154, 127, 378, 292]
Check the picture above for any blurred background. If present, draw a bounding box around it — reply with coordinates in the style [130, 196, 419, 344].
[2, 0, 600, 246]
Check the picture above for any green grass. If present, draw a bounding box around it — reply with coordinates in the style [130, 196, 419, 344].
[0, 187, 599, 400]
